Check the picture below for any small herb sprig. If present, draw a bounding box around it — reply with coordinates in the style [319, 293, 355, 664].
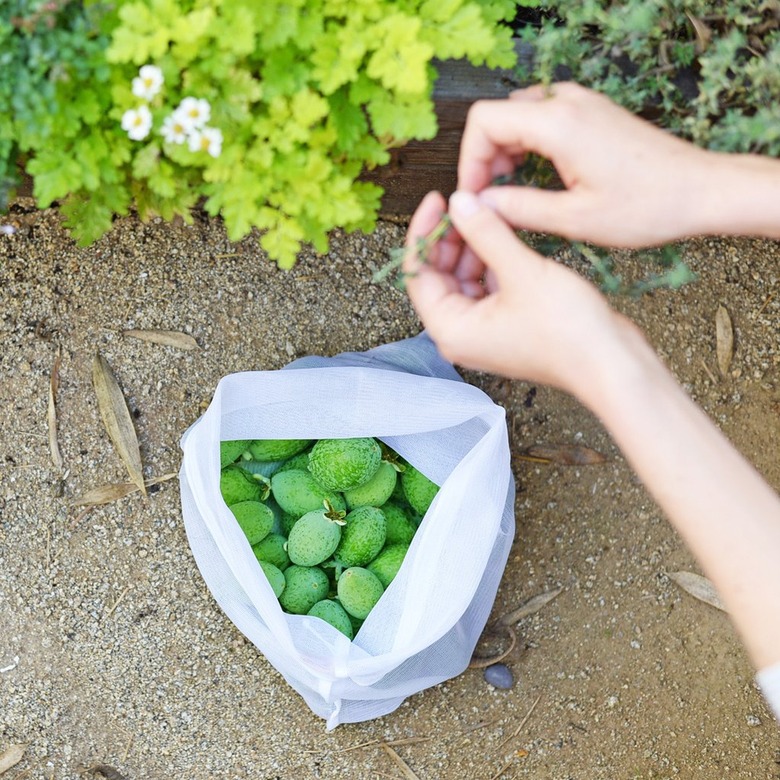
[377, 154, 697, 297]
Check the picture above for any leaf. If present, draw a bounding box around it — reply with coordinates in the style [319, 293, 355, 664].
[92, 352, 146, 496]
[48, 346, 63, 470]
[499, 587, 564, 626]
[123, 329, 199, 351]
[522, 445, 607, 466]
[715, 304, 734, 375]
[71, 472, 178, 507]
[668, 571, 727, 612]
[0, 744, 27, 775]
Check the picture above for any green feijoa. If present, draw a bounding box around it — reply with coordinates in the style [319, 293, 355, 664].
[308, 437, 382, 492]
[252, 533, 290, 570]
[280, 510, 298, 537]
[271, 469, 346, 518]
[279, 565, 330, 614]
[286, 504, 346, 566]
[367, 543, 410, 588]
[334, 506, 386, 567]
[220, 466, 265, 506]
[348, 613, 364, 636]
[274, 450, 311, 474]
[247, 438, 311, 462]
[381, 502, 417, 545]
[308, 599, 354, 640]
[401, 465, 439, 516]
[337, 567, 384, 620]
[258, 560, 285, 598]
[344, 461, 397, 509]
[229, 501, 274, 544]
[220, 439, 251, 468]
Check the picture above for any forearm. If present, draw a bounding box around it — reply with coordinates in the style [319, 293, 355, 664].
[577, 322, 780, 669]
[693, 151, 780, 240]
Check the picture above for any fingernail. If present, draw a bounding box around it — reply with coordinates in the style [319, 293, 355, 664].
[449, 190, 480, 219]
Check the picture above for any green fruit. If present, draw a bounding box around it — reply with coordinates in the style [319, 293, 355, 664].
[308, 599, 354, 639]
[247, 438, 311, 462]
[220, 466, 266, 506]
[270, 469, 346, 518]
[229, 501, 274, 544]
[274, 450, 311, 474]
[280, 510, 298, 537]
[401, 465, 439, 516]
[220, 439, 251, 468]
[258, 560, 285, 598]
[337, 567, 384, 620]
[308, 437, 382, 492]
[348, 613, 364, 636]
[343, 461, 397, 508]
[286, 504, 346, 566]
[334, 506, 386, 567]
[279, 565, 330, 614]
[381, 502, 417, 545]
[252, 533, 290, 570]
[367, 543, 410, 588]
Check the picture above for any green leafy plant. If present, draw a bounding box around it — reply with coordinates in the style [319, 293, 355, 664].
[1, 0, 518, 267]
[515, 0, 780, 154]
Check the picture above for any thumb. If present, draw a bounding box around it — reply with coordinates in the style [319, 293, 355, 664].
[479, 185, 583, 240]
[448, 190, 546, 286]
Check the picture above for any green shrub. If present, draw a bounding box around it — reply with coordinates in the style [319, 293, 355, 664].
[1, 0, 517, 267]
[517, 0, 780, 155]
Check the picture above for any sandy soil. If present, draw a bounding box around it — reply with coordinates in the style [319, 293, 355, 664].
[0, 201, 778, 780]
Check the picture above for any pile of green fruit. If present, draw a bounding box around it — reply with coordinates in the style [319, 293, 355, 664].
[219, 436, 439, 639]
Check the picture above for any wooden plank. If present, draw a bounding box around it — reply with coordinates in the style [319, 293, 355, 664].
[368, 41, 532, 217]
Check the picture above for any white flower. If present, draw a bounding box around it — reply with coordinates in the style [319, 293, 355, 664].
[160, 113, 189, 145]
[176, 97, 211, 131]
[132, 65, 164, 101]
[188, 126, 223, 158]
[121, 105, 153, 141]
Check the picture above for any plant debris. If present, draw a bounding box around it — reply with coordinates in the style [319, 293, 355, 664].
[71, 472, 177, 508]
[84, 764, 129, 780]
[668, 571, 727, 612]
[92, 352, 146, 496]
[380, 743, 421, 780]
[519, 445, 606, 466]
[123, 329, 199, 350]
[48, 345, 63, 470]
[0, 744, 27, 775]
[715, 304, 734, 375]
[499, 587, 563, 626]
[469, 624, 517, 668]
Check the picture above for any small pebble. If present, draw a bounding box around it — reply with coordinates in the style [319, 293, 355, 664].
[484, 663, 514, 689]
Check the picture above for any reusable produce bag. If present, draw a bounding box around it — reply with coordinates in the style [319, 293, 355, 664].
[179, 332, 515, 728]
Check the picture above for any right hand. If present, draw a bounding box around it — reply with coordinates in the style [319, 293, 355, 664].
[458, 82, 714, 248]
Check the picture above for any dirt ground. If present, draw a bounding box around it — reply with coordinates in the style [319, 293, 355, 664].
[0, 200, 778, 780]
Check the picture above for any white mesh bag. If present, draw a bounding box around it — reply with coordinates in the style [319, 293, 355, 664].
[179, 332, 515, 728]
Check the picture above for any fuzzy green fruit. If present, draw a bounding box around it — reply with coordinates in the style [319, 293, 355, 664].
[258, 560, 286, 598]
[381, 502, 417, 545]
[286, 504, 346, 566]
[343, 461, 397, 508]
[220, 439, 251, 468]
[247, 438, 311, 462]
[220, 466, 266, 506]
[308, 437, 382, 492]
[334, 506, 386, 568]
[270, 469, 346, 518]
[367, 543, 410, 588]
[273, 450, 311, 474]
[252, 533, 290, 570]
[308, 599, 354, 639]
[401, 465, 439, 516]
[337, 567, 384, 620]
[279, 565, 330, 614]
[229, 500, 274, 545]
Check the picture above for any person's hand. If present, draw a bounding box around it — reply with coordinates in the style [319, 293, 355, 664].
[458, 82, 714, 248]
[403, 189, 639, 394]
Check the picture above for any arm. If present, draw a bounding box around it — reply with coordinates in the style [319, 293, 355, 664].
[458, 82, 780, 245]
[403, 189, 780, 672]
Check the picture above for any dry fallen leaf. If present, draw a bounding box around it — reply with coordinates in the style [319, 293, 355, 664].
[0, 743, 27, 774]
[499, 587, 563, 626]
[522, 445, 606, 466]
[685, 11, 713, 53]
[669, 571, 727, 612]
[48, 346, 63, 470]
[123, 329, 198, 351]
[380, 743, 421, 780]
[71, 472, 177, 507]
[715, 304, 734, 376]
[92, 352, 146, 496]
[86, 765, 129, 780]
